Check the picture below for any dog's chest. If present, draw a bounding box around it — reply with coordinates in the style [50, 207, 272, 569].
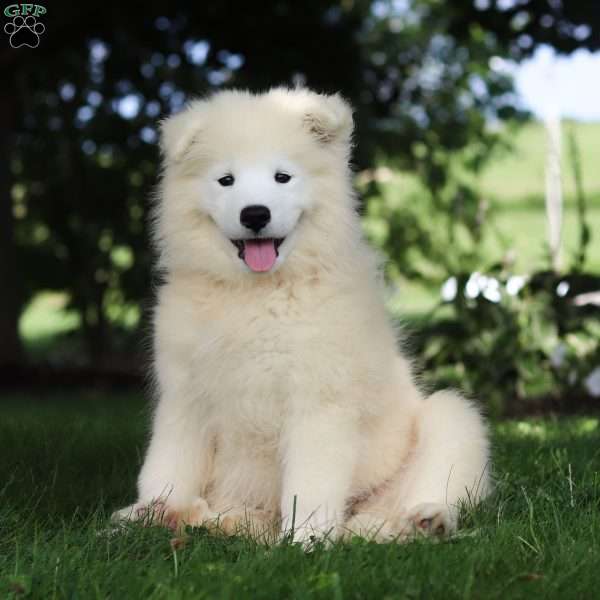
[192, 287, 321, 415]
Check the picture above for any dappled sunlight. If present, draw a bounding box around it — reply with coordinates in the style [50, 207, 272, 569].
[19, 292, 80, 341]
[496, 417, 599, 441]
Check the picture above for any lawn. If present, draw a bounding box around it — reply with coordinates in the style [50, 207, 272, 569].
[1, 392, 599, 599]
[480, 120, 600, 274]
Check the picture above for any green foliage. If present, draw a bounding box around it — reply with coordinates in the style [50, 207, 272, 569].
[361, 137, 511, 284]
[413, 268, 600, 415]
[1, 394, 599, 598]
[10, 0, 599, 361]
[361, 118, 600, 413]
[5, 1, 599, 414]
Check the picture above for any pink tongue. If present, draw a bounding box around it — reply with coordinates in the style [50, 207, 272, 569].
[243, 239, 277, 272]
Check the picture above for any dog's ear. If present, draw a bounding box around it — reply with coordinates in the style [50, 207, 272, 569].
[302, 93, 354, 146]
[159, 102, 205, 164]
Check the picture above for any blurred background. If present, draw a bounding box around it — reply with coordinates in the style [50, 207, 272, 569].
[2, 0, 599, 415]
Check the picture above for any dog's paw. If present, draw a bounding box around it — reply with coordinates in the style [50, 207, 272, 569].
[111, 501, 150, 524]
[404, 502, 457, 538]
[342, 513, 400, 542]
[287, 527, 331, 549]
[341, 504, 457, 544]
[111, 499, 174, 528]
[281, 519, 339, 549]
[111, 497, 214, 531]
[205, 507, 276, 538]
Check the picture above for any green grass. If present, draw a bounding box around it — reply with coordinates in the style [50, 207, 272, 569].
[1, 393, 599, 599]
[480, 120, 600, 274]
[481, 121, 600, 205]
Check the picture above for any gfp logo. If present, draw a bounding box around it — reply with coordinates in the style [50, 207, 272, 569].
[4, 4, 46, 48]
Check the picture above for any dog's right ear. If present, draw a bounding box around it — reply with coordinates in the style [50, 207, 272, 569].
[302, 93, 354, 147]
[159, 102, 205, 164]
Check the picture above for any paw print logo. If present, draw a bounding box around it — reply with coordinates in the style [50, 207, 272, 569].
[4, 15, 45, 48]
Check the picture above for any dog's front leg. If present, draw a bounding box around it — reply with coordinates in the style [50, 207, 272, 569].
[280, 407, 358, 544]
[138, 404, 213, 504]
[113, 393, 215, 529]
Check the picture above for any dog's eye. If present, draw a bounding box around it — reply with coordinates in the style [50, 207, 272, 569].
[274, 172, 291, 184]
[218, 174, 235, 187]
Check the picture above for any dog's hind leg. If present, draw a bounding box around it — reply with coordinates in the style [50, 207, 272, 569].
[345, 390, 491, 541]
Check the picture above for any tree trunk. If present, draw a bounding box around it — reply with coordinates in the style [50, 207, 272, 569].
[0, 85, 24, 367]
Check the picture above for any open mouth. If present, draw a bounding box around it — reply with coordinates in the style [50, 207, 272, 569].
[230, 238, 285, 272]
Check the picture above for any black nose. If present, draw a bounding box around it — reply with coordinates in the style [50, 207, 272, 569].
[240, 205, 271, 233]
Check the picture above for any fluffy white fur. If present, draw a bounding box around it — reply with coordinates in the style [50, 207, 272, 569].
[113, 88, 491, 543]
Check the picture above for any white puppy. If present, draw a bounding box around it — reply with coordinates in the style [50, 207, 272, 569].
[114, 88, 491, 543]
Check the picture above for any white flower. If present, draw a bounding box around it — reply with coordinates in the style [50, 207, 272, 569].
[584, 367, 600, 397]
[463, 272, 503, 302]
[556, 281, 570, 297]
[550, 343, 567, 368]
[465, 272, 481, 299]
[506, 275, 527, 296]
[441, 276, 457, 302]
[482, 277, 501, 303]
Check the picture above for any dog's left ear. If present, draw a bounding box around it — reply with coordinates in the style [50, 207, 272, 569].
[303, 93, 354, 146]
[159, 101, 206, 164]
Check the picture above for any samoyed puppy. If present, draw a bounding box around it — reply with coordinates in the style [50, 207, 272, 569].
[114, 88, 491, 543]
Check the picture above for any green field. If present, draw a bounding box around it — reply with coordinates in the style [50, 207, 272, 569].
[1, 393, 599, 599]
[480, 120, 600, 273]
[367, 120, 600, 314]
[382, 120, 600, 274]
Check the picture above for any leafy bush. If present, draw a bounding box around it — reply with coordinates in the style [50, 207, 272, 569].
[361, 123, 599, 414]
[410, 268, 600, 415]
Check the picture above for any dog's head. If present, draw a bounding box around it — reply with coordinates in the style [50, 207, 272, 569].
[155, 88, 355, 280]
